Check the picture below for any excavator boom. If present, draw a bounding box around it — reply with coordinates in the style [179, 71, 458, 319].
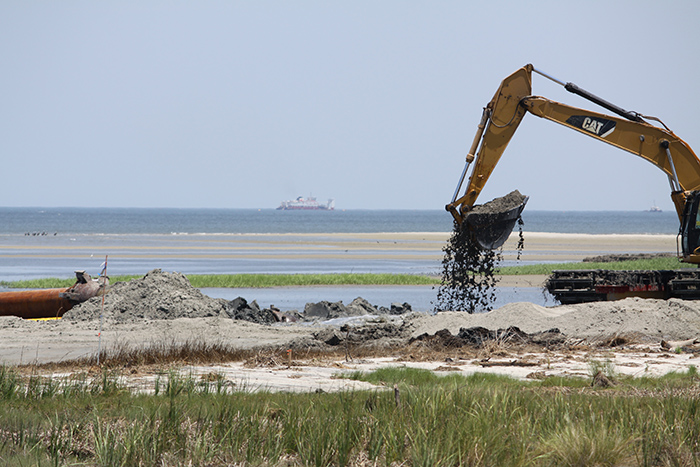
[446, 65, 532, 224]
[447, 64, 700, 263]
[521, 96, 700, 217]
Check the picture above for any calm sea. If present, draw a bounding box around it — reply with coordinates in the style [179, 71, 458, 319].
[0, 207, 680, 235]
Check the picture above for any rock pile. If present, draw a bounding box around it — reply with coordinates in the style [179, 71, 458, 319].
[303, 298, 413, 320]
[65, 269, 415, 325]
[225, 297, 302, 324]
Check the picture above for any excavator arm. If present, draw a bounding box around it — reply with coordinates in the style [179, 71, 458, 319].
[446, 64, 700, 262]
[521, 96, 700, 216]
[447, 65, 533, 223]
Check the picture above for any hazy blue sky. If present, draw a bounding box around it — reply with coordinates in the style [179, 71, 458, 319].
[2, 1, 698, 211]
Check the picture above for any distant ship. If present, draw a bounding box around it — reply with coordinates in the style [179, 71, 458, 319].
[277, 196, 335, 210]
[646, 202, 662, 213]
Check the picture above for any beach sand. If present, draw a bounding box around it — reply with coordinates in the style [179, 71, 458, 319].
[179, 231, 677, 262]
[1, 231, 694, 392]
[0, 231, 677, 263]
[0, 231, 677, 282]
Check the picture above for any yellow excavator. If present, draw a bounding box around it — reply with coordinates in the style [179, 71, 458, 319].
[446, 64, 700, 303]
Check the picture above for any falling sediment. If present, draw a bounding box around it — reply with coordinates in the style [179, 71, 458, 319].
[435, 191, 526, 313]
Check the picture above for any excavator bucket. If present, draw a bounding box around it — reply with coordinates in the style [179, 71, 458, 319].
[462, 191, 528, 250]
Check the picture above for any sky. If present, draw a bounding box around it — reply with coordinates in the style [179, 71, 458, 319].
[1, 1, 699, 211]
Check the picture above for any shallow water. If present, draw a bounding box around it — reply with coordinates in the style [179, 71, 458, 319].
[0, 208, 678, 282]
[201, 285, 553, 313]
[0, 231, 539, 282]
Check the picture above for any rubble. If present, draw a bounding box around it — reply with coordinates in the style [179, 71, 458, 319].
[65, 270, 415, 326]
[225, 297, 277, 324]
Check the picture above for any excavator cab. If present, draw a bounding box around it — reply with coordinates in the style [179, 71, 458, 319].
[680, 191, 700, 262]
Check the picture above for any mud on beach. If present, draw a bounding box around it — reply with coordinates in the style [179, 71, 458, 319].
[60, 268, 700, 346]
[2, 269, 700, 392]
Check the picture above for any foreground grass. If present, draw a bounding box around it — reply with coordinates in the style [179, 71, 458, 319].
[2, 364, 700, 466]
[0, 257, 689, 289]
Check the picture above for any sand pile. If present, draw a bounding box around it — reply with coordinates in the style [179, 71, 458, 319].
[64, 270, 414, 325]
[410, 298, 700, 342]
[468, 190, 527, 216]
[65, 269, 228, 322]
[62, 268, 700, 348]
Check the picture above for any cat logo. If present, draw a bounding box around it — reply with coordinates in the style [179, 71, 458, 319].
[566, 115, 616, 138]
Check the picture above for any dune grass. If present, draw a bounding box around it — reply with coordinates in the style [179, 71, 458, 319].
[2, 364, 700, 466]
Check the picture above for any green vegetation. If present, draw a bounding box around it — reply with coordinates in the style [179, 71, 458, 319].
[0, 257, 688, 289]
[0, 273, 440, 289]
[185, 273, 439, 288]
[2, 365, 700, 466]
[497, 255, 684, 275]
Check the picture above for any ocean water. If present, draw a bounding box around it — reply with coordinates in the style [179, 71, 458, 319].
[0, 208, 678, 310]
[0, 207, 680, 235]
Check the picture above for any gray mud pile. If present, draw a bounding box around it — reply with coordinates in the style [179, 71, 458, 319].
[435, 190, 526, 313]
[303, 298, 412, 320]
[583, 253, 674, 263]
[65, 269, 414, 324]
[65, 269, 228, 322]
[410, 326, 565, 349]
[290, 316, 413, 350]
[467, 190, 526, 216]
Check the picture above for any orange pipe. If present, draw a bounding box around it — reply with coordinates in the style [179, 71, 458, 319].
[0, 289, 74, 319]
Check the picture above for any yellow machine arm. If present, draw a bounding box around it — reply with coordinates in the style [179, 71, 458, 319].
[446, 64, 700, 226]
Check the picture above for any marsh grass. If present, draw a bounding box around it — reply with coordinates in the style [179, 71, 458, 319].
[1, 258, 688, 289]
[1, 272, 440, 289]
[497, 256, 684, 275]
[3, 364, 700, 466]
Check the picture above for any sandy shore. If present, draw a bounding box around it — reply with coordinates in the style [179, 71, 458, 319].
[0, 231, 677, 266]
[501, 232, 676, 262]
[5, 300, 700, 393]
[1, 232, 692, 392]
[187, 231, 677, 262]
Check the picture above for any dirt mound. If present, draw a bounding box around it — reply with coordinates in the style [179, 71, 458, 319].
[289, 316, 413, 350]
[64, 269, 227, 322]
[411, 298, 700, 342]
[468, 190, 527, 215]
[409, 326, 566, 349]
[302, 298, 413, 320]
[583, 253, 674, 263]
